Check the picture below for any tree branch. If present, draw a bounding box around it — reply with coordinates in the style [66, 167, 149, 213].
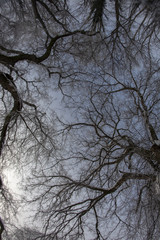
[0, 73, 23, 155]
[0, 30, 92, 66]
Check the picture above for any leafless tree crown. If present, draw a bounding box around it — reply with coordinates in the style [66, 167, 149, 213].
[0, 1, 160, 240]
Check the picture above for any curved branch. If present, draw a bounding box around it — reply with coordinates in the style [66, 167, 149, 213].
[31, 0, 51, 36]
[50, 172, 155, 225]
[0, 30, 92, 66]
[133, 87, 158, 142]
[82, 172, 155, 195]
[0, 73, 23, 155]
[109, 172, 155, 193]
[52, 172, 155, 194]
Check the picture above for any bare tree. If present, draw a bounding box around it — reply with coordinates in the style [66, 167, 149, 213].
[0, 0, 160, 240]
[0, 0, 90, 237]
[26, 51, 160, 240]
